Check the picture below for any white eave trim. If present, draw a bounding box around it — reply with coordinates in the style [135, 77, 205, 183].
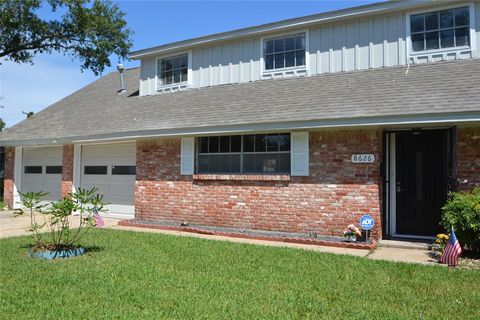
[129, 1, 434, 59]
[2, 112, 479, 146]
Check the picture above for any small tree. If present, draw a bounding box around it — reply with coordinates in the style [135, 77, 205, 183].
[15, 187, 107, 251]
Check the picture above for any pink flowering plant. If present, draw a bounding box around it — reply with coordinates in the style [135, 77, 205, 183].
[343, 224, 362, 238]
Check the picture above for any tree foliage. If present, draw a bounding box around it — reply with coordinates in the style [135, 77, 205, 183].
[0, 0, 133, 75]
[0, 118, 5, 131]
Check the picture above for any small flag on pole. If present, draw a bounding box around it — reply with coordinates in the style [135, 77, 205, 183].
[440, 227, 462, 267]
[93, 207, 105, 228]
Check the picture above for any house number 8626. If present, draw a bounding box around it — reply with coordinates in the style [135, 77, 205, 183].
[351, 154, 375, 163]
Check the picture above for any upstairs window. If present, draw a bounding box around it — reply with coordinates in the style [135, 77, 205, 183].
[264, 33, 306, 70]
[410, 6, 470, 52]
[157, 53, 188, 86]
[196, 134, 291, 174]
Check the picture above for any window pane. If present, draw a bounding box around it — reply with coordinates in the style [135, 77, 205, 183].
[410, 14, 424, 33]
[295, 35, 305, 50]
[181, 68, 188, 82]
[173, 69, 181, 83]
[454, 7, 469, 26]
[285, 51, 295, 68]
[208, 155, 219, 173]
[165, 59, 172, 71]
[255, 134, 267, 152]
[274, 53, 284, 69]
[84, 166, 107, 175]
[440, 29, 454, 48]
[112, 166, 136, 175]
[208, 136, 219, 153]
[218, 155, 230, 173]
[265, 40, 274, 54]
[278, 134, 291, 151]
[455, 27, 470, 47]
[165, 71, 173, 84]
[243, 135, 254, 152]
[257, 154, 277, 173]
[265, 54, 274, 70]
[274, 38, 284, 52]
[243, 154, 255, 173]
[198, 137, 209, 153]
[180, 55, 188, 68]
[266, 134, 279, 152]
[411, 33, 424, 51]
[295, 50, 305, 66]
[231, 135, 241, 152]
[24, 166, 42, 174]
[440, 9, 454, 28]
[230, 154, 241, 172]
[285, 37, 295, 51]
[46, 166, 62, 174]
[198, 155, 209, 173]
[173, 57, 181, 69]
[425, 31, 439, 50]
[160, 60, 166, 73]
[278, 153, 291, 173]
[220, 136, 230, 153]
[424, 12, 438, 31]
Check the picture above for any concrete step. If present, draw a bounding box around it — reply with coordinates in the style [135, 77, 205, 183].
[378, 239, 432, 250]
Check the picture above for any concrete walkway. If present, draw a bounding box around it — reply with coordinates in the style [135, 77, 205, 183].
[1, 210, 439, 265]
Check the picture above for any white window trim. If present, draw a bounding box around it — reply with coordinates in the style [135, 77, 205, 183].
[155, 50, 193, 92]
[259, 29, 310, 76]
[405, 2, 476, 58]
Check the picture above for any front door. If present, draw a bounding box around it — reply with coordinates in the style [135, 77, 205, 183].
[395, 130, 449, 237]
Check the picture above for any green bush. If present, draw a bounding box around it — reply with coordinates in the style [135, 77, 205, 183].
[441, 187, 480, 252]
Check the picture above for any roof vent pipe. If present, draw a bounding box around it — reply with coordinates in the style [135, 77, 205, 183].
[117, 63, 126, 94]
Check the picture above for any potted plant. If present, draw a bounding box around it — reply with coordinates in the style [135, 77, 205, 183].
[15, 187, 107, 259]
[343, 224, 362, 242]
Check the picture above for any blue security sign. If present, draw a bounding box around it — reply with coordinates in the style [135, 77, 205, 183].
[360, 215, 375, 231]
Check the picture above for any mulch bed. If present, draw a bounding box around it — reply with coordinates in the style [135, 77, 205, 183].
[118, 219, 377, 250]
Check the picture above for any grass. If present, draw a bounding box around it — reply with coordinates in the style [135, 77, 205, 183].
[1, 229, 479, 319]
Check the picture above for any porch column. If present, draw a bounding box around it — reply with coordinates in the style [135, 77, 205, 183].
[3, 147, 15, 209]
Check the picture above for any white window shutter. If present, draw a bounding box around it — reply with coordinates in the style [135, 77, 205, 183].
[291, 131, 309, 176]
[180, 137, 195, 175]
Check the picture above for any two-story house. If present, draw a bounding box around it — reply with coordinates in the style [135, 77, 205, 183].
[2, 0, 479, 240]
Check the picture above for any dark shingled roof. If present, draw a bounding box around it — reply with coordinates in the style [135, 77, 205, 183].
[2, 58, 480, 145]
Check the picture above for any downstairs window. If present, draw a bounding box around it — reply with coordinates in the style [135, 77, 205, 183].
[196, 133, 291, 174]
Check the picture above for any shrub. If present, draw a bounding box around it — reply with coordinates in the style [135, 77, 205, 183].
[15, 188, 107, 251]
[441, 187, 480, 252]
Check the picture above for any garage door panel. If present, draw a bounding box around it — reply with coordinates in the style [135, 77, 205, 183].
[80, 143, 135, 217]
[21, 147, 62, 201]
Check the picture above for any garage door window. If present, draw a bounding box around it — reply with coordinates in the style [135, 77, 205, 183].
[46, 166, 62, 174]
[112, 166, 136, 175]
[84, 166, 107, 175]
[24, 166, 42, 174]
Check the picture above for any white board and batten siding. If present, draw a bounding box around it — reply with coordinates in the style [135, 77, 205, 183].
[180, 132, 309, 176]
[21, 147, 63, 201]
[139, 3, 480, 96]
[79, 143, 136, 218]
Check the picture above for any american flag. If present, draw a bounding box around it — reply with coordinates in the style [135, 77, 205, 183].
[440, 227, 462, 267]
[93, 207, 105, 228]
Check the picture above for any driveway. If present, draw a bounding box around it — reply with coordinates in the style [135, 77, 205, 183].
[0, 210, 119, 239]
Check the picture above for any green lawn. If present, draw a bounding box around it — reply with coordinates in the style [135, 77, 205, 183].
[1, 229, 479, 319]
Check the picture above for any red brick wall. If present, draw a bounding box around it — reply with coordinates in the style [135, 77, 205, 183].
[457, 127, 480, 190]
[135, 130, 383, 238]
[3, 147, 15, 209]
[61, 144, 74, 198]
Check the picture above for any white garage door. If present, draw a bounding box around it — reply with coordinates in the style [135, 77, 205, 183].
[22, 147, 63, 201]
[80, 143, 136, 217]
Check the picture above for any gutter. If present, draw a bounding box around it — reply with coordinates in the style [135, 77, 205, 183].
[2, 111, 479, 147]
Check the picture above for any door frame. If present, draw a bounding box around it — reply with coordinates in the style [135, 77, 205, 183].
[383, 127, 456, 239]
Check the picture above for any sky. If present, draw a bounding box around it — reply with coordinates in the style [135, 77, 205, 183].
[0, 0, 381, 128]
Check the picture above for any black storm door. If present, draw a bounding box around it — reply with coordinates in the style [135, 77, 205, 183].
[395, 130, 448, 236]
